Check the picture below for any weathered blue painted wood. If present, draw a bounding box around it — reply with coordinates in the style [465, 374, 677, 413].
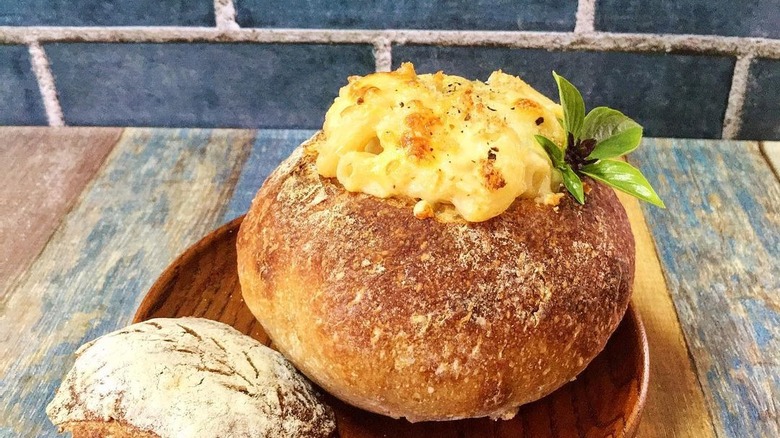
[762, 142, 780, 180]
[631, 138, 780, 438]
[0, 128, 255, 436]
[2, 130, 776, 437]
[0, 127, 121, 296]
[222, 129, 316, 222]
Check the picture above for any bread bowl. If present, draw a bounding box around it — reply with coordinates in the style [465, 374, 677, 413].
[237, 63, 638, 421]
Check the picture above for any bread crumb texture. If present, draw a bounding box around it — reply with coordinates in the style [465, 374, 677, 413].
[46, 317, 336, 438]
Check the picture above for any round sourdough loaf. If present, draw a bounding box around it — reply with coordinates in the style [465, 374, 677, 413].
[46, 317, 336, 438]
[237, 135, 635, 421]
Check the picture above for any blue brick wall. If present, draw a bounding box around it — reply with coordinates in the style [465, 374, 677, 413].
[0, 45, 47, 125]
[595, 0, 780, 39]
[741, 59, 780, 140]
[46, 43, 374, 128]
[0, 0, 214, 26]
[234, 0, 577, 31]
[394, 46, 734, 139]
[0, 0, 778, 139]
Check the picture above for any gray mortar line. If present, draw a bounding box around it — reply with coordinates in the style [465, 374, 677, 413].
[574, 0, 596, 34]
[392, 31, 780, 58]
[27, 42, 64, 127]
[214, 0, 240, 30]
[373, 36, 392, 72]
[2, 27, 779, 59]
[0, 27, 377, 45]
[722, 55, 754, 139]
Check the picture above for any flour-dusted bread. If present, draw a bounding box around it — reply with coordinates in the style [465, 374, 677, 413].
[236, 139, 635, 421]
[46, 317, 336, 438]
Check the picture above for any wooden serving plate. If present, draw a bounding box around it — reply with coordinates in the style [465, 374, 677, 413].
[135, 216, 649, 438]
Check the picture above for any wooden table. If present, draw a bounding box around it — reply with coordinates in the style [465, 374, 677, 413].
[0, 127, 778, 437]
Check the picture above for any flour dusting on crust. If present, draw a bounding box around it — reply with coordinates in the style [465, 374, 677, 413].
[46, 317, 336, 438]
[237, 136, 635, 421]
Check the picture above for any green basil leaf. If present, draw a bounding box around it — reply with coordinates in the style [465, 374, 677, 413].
[588, 127, 643, 159]
[534, 135, 563, 166]
[581, 107, 643, 159]
[581, 160, 665, 208]
[559, 165, 585, 204]
[553, 72, 585, 140]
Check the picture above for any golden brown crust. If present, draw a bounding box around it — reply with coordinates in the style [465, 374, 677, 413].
[237, 135, 635, 421]
[59, 420, 160, 438]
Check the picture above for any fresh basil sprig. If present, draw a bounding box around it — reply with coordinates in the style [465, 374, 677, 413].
[535, 72, 665, 208]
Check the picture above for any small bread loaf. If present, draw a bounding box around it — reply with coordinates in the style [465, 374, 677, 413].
[237, 139, 635, 421]
[46, 317, 336, 438]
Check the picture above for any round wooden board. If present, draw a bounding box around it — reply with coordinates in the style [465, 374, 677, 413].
[135, 216, 649, 438]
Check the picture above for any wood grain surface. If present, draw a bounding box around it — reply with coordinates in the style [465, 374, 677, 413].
[762, 141, 780, 180]
[617, 190, 717, 438]
[135, 217, 648, 438]
[0, 127, 121, 296]
[632, 139, 780, 438]
[1, 130, 778, 437]
[0, 128, 255, 437]
[221, 129, 316, 222]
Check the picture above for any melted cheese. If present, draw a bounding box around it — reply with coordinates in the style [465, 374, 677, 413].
[314, 62, 565, 222]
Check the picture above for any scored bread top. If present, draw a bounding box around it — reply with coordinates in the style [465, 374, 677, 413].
[237, 136, 635, 420]
[46, 317, 335, 438]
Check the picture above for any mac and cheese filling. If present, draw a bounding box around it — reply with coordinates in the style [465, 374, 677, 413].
[314, 63, 565, 222]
